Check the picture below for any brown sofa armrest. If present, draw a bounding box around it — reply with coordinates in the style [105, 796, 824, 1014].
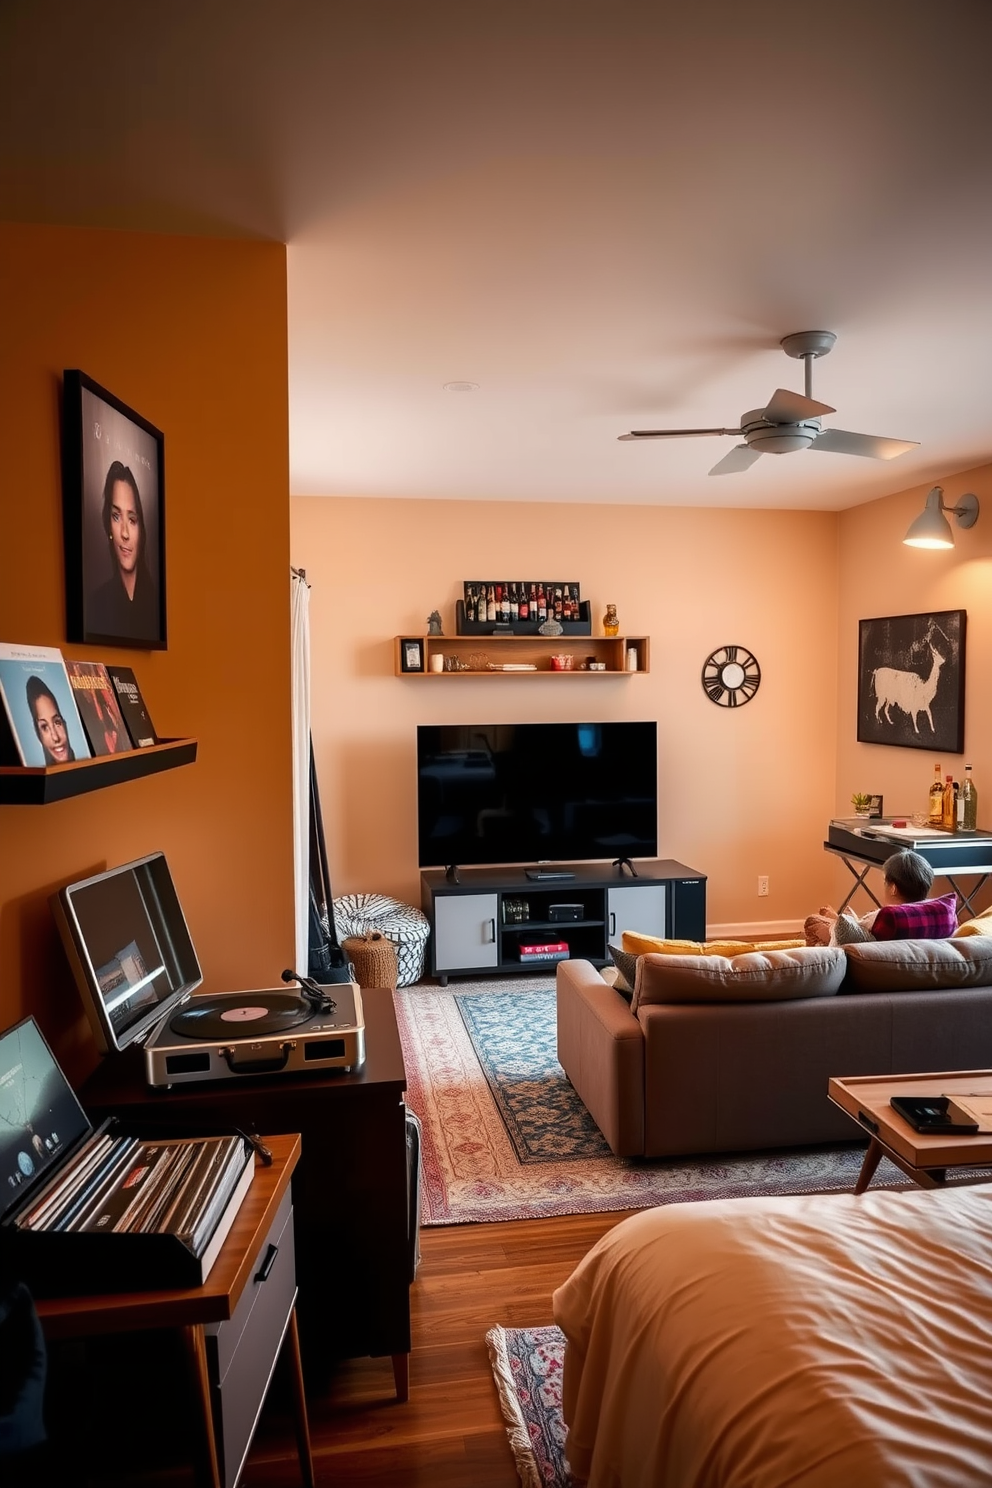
[556, 959, 645, 1157]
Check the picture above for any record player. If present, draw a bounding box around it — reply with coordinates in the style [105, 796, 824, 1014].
[50, 852, 365, 1089]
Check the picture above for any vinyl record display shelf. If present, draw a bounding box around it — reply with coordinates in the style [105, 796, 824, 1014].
[0, 737, 197, 805]
[395, 634, 650, 677]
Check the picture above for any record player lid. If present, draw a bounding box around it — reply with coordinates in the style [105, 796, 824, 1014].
[50, 852, 203, 1057]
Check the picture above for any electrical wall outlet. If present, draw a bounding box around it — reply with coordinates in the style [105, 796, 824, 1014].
[757, 875, 769, 897]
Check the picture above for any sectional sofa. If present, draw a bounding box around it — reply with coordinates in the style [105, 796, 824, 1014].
[556, 937, 992, 1158]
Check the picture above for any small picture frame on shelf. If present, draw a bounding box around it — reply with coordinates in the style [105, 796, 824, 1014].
[400, 639, 424, 673]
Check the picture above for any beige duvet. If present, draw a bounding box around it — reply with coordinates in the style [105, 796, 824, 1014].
[553, 1184, 992, 1487]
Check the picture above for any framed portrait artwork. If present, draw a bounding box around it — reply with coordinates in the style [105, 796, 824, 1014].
[61, 370, 167, 650]
[857, 610, 966, 754]
[400, 639, 424, 673]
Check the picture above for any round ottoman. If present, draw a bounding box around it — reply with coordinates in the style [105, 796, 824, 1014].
[333, 893, 430, 988]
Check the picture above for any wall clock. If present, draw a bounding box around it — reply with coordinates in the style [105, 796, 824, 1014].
[702, 645, 761, 707]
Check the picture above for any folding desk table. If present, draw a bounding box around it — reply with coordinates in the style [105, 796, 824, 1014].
[824, 819, 992, 918]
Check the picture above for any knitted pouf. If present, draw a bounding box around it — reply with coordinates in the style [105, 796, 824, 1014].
[342, 930, 398, 991]
[333, 893, 430, 988]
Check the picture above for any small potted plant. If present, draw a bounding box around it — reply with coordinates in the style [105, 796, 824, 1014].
[851, 792, 873, 818]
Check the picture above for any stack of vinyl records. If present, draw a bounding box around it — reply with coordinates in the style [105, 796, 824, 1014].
[5, 1129, 254, 1294]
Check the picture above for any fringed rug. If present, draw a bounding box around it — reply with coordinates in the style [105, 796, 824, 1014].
[486, 1324, 569, 1488]
[394, 980, 905, 1225]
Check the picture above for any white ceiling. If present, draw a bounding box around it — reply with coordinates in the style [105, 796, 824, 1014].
[3, 0, 992, 510]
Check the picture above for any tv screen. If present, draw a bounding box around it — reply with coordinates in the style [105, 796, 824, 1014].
[50, 852, 202, 1055]
[417, 721, 658, 869]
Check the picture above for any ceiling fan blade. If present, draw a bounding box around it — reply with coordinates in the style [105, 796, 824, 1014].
[810, 428, 920, 460]
[618, 427, 740, 441]
[709, 445, 762, 476]
[762, 388, 836, 423]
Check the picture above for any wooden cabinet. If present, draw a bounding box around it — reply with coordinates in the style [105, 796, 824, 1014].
[395, 634, 649, 677]
[421, 860, 706, 983]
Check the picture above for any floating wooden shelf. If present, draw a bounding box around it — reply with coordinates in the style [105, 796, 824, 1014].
[395, 634, 650, 677]
[0, 738, 197, 805]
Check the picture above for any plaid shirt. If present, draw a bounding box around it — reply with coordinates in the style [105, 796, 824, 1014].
[872, 892, 957, 941]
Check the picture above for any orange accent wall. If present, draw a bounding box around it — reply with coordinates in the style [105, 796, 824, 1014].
[0, 223, 294, 1083]
[292, 494, 840, 933]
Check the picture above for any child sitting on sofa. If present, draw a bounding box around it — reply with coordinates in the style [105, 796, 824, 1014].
[804, 850, 936, 946]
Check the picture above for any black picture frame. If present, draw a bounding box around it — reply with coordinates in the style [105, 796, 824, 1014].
[61, 370, 167, 650]
[400, 639, 424, 673]
[857, 610, 966, 754]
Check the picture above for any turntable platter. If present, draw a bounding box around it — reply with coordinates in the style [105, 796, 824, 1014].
[169, 993, 314, 1040]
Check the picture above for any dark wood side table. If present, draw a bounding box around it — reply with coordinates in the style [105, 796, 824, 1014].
[828, 1070, 992, 1192]
[80, 986, 412, 1399]
[35, 1133, 313, 1488]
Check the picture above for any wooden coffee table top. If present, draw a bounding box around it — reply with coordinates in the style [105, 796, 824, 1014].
[829, 1070, 992, 1173]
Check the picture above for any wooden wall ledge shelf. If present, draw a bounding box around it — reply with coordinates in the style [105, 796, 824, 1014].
[0, 738, 197, 805]
[395, 634, 650, 677]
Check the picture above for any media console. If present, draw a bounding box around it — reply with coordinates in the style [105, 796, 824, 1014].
[420, 859, 707, 983]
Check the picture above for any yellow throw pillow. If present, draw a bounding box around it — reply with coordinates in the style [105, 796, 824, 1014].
[622, 930, 805, 957]
[955, 905, 992, 937]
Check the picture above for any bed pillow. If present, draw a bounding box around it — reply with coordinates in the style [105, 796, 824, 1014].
[841, 936, 992, 994]
[632, 947, 845, 1009]
[871, 893, 957, 942]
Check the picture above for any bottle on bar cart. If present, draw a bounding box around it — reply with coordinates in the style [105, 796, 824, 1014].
[960, 764, 979, 833]
[942, 774, 957, 831]
[928, 764, 944, 827]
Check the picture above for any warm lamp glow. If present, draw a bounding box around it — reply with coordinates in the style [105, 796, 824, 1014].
[903, 487, 979, 549]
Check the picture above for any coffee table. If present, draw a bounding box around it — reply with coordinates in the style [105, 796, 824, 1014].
[828, 1070, 992, 1193]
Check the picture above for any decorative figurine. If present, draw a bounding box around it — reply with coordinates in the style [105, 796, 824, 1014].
[427, 610, 443, 636]
[539, 618, 564, 637]
[602, 604, 619, 637]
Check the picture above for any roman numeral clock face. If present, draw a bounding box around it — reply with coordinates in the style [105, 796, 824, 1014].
[701, 646, 761, 707]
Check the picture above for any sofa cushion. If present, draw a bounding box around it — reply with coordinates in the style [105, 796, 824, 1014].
[631, 947, 846, 1010]
[606, 943, 637, 999]
[622, 931, 806, 957]
[955, 905, 992, 937]
[871, 893, 957, 942]
[841, 936, 992, 993]
[832, 913, 876, 946]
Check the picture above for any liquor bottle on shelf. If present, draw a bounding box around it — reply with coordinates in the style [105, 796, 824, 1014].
[528, 582, 538, 620]
[960, 764, 979, 833]
[509, 583, 519, 622]
[928, 764, 944, 826]
[942, 774, 957, 831]
[553, 585, 563, 620]
[501, 584, 510, 621]
[464, 588, 475, 624]
[518, 585, 529, 621]
[487, 583, 497, 622]
[537, 583, 547, 623]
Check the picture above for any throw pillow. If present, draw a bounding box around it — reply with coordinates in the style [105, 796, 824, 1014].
[607, 943, 638, 997]
[841, 936, 992, 994]
[632, 947, 846, 1009]
[871, 892, 957, 942]
[831, 914, 875, 946]
[622, 931, 806, 957]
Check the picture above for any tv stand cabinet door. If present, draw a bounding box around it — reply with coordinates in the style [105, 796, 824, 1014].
[607, 883, 667, 946]
[434, 892, 499, 972]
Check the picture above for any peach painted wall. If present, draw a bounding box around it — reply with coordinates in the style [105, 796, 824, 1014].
[832, 463, 992, 911]
[0, 223, 294, 1082]
[292, 495, 840, 934]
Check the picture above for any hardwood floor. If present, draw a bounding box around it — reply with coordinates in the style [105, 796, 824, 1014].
[242, 1209, 633, 1486]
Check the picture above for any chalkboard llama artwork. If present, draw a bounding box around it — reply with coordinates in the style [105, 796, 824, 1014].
[857, 611, 965, 754]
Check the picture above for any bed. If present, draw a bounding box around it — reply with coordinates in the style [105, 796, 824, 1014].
[552, 1184, 992, 1487]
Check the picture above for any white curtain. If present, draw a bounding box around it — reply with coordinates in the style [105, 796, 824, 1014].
[290, 568, 311, 972]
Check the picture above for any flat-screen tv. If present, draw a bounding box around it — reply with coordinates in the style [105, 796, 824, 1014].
[417, 721, 658, 869]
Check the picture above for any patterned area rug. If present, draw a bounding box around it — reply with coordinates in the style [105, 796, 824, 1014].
[394, 980, 906, 1225]
[486, 1324, 569, 1488]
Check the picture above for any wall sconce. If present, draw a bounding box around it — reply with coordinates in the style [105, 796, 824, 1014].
[903, 487, 980, 549]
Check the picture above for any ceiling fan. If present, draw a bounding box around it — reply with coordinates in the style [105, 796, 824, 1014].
[619, 331, 919, 476]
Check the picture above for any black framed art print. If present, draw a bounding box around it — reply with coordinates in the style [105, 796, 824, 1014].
[857, 610, 965, 753]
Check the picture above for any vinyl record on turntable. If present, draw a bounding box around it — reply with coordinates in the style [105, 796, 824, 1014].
[169, 994, 314, 1040]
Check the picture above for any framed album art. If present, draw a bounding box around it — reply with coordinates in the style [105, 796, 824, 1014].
[857, 609, 965, 754]
[61, 370, 167, 650]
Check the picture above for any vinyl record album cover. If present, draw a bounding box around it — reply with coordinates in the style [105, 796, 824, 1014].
[105, 665, 157, 747]
[0, 642, 91, 767]
[65, 660, 134, 757]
